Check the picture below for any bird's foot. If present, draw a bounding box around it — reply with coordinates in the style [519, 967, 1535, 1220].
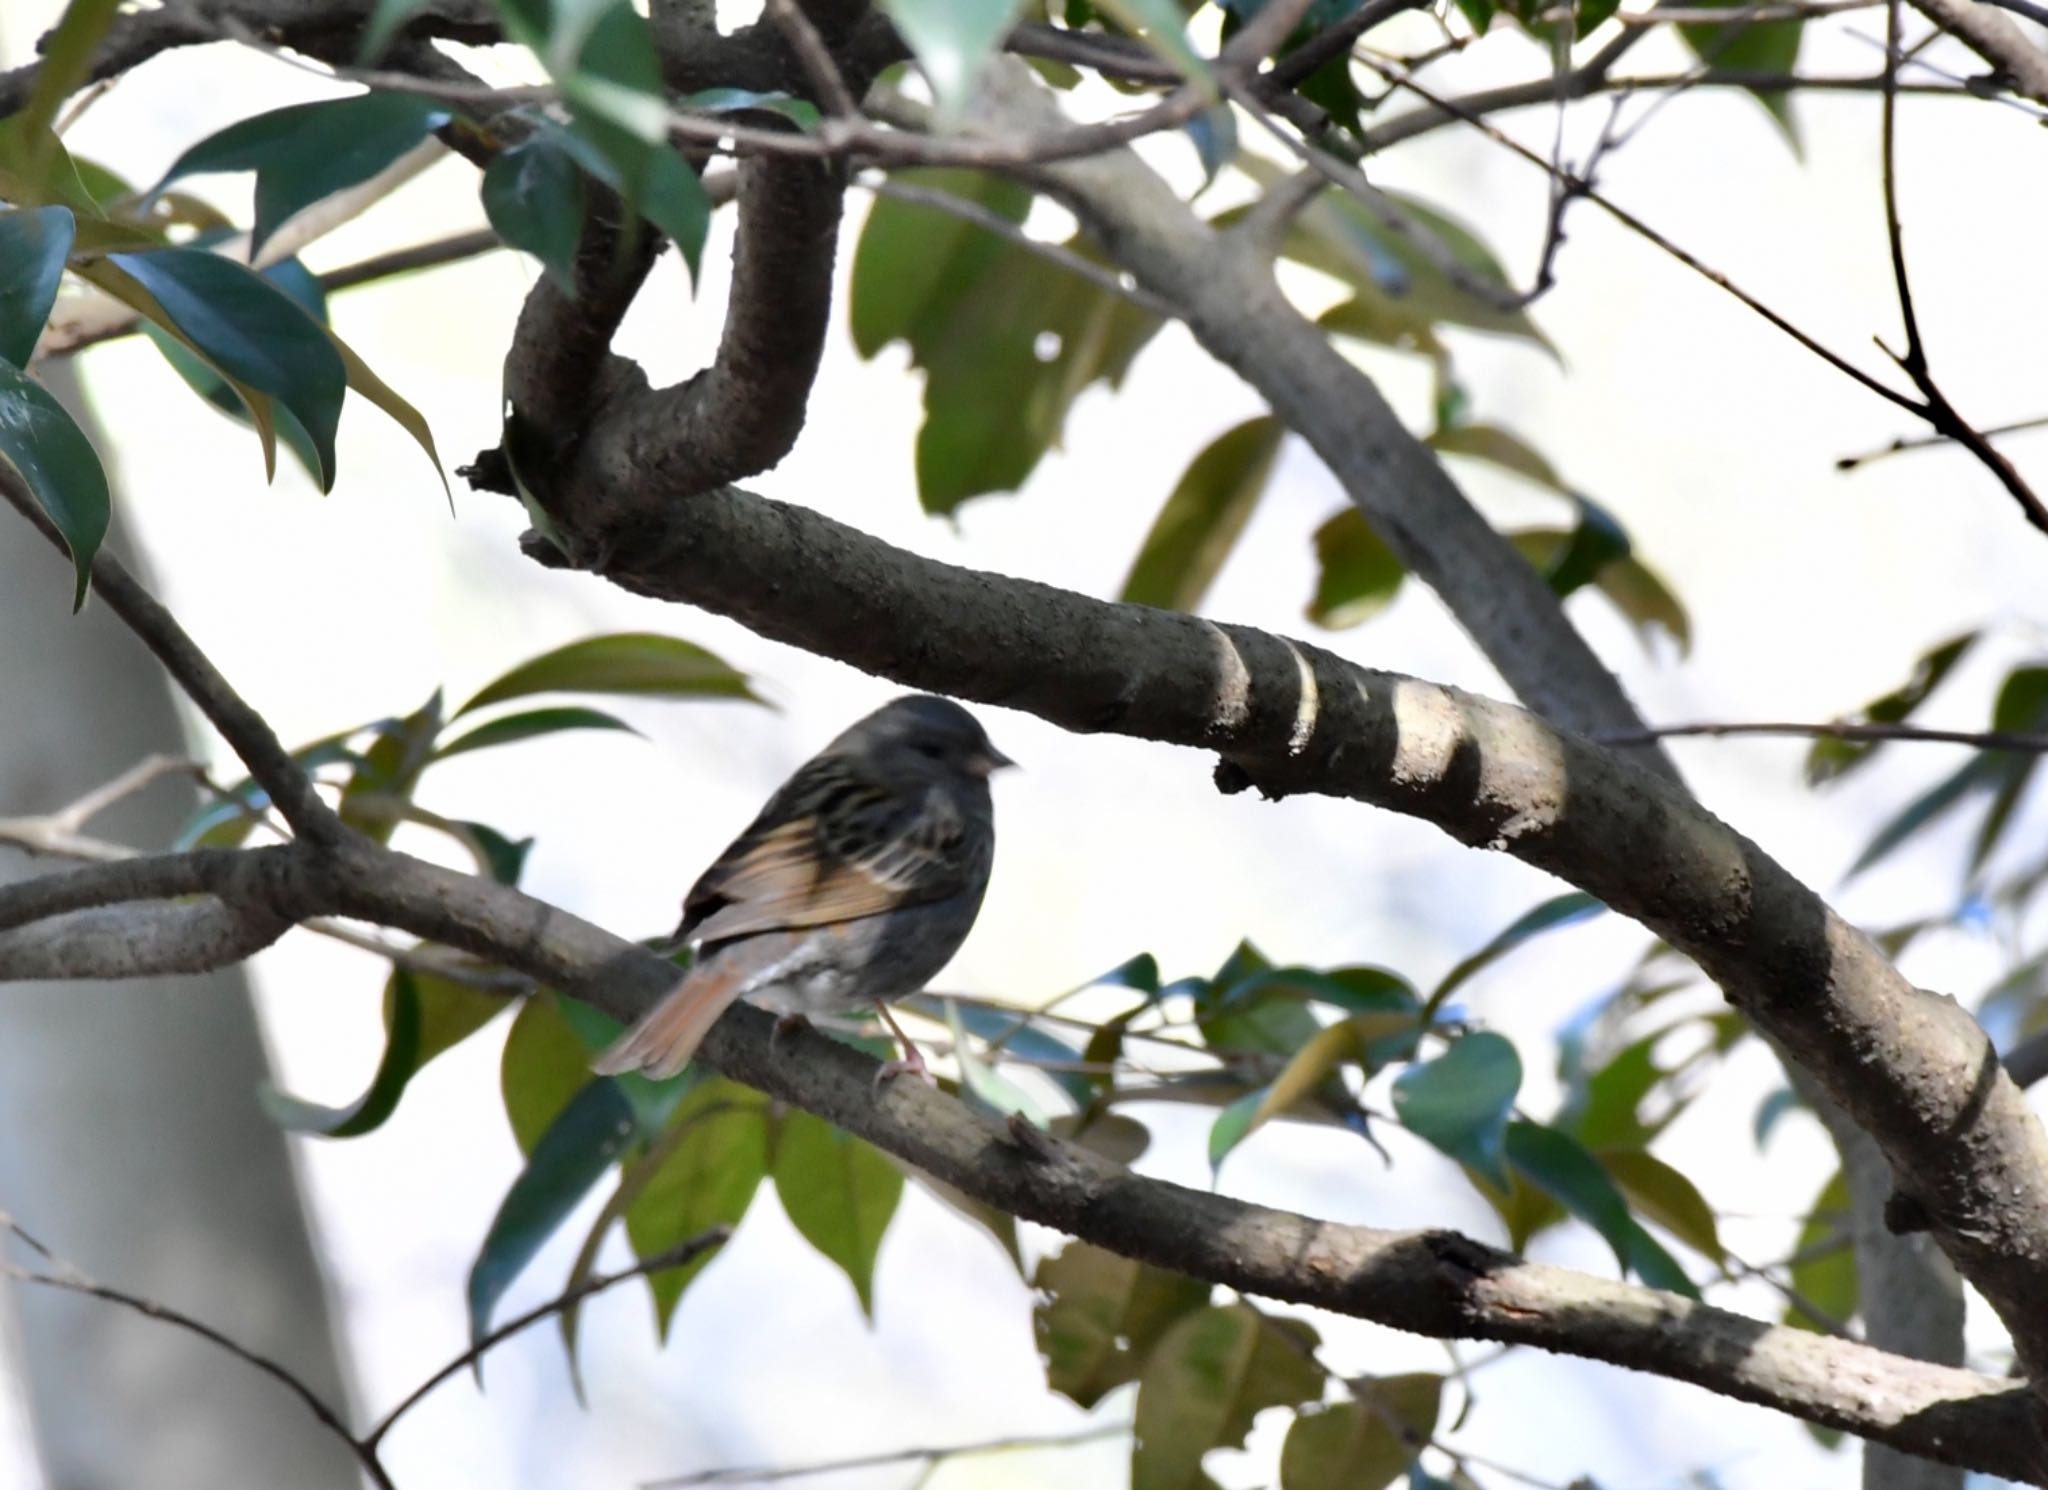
[769, 1012, 813, 1054]
[874, 1049, 936, 1089]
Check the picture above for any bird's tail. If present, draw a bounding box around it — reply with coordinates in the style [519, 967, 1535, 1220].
[591, 962, 747, 1080]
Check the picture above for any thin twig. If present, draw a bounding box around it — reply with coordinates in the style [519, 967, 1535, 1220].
[1, 475, 344, 843]
[364, 1227, 731, 1450]
[764, 0, 860, 118]
[1837, 412, 2048, 470]
[641, 1422, 1131, 1488]
[1596, 720, 2048, 753]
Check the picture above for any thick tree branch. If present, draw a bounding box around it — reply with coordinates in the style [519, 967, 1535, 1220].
[0, 900, 293, 979]
[1909, 0, 2048, 105]
[8, 524, 2048, 1473]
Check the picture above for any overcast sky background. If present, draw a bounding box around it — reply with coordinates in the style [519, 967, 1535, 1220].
[2, 0, 2046, 1485]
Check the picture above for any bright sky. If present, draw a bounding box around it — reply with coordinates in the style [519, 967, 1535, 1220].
[2, 2, 2046, 1487]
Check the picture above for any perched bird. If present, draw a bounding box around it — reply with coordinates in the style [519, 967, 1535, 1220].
[593, 695, 1012, 1082]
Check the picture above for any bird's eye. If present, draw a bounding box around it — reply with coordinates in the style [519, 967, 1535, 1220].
[912, 740, 946, 760]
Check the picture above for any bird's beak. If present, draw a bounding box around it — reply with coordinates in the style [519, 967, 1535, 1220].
[968, 745, 1017, 777]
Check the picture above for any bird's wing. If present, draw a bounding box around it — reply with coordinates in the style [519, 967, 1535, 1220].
[678, 760, 972, 944]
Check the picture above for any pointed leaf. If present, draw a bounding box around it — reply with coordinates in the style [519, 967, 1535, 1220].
[1094, 0, 1215, 95]
[482, 135, 587, 294]
[773, 1109, 903, 1316]
[1427, 893, 1604, 1015]
[878, 0, 1028, 110]
[1599, 1148, 1724, 1263]
[1679, 7, 1803, 147]
[681, 88, 822, 130]
[436, 705, 642, 759]
[1132, 1304, 1326, 1490]
[262, 968, 508, 1137]
[147, 93, 449, 256]
[467, 1076, 637, 1347]
[0, 206, 75, 368]
[457, 632, 763, 715]
[623, 1078, 770, 1333]
[1392, 1032, 1521, 1185]
[502, 994, 599, 1156]
[1807, 632, 1976, 784]
[1121, 416, 1284, 613]
[4, 0, 121, 192]
[109, 248, 346, 489]
[326, 322, 450, 500]
[1784, 1168, 1855, 1333]
[1035, 1241, 1211, 1408]
[1848, 753, 2001, 879]
[1425, 423, 1567, 493]
[0, 360, 109, 609]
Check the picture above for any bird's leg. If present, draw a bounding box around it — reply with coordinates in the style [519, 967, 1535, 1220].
[872, 1000, 934, 1086]
[770, 1011, 813, 1054]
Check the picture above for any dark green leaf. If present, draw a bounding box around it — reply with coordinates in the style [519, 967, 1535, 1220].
[360, 0, 429, 60]
[624, 1078, 770, 1333]
[451, 820, 537, 886]
[1599, 1148, 1724, 1263]
[147, 93, 449, 256]
[1121, 416, 1285, 613]
[263, 968, 508, 1137]
[1428, 893, 1604, 1015]
[0, 360, 109, 609]
[1847, 753, 2003, 880]
[879, 0, 1029, 107]
[468, 1076, 637, 1346]
[0, 206, 75, 368]
[774, 1110, 903, 1315]
[1678, 5, 1803, 147]
[1391, 1032, 1522, 1185]
[851, 169, 1162, 512]
[1184, 105, 1238, 188]
[1503, 1121, 1635, 1271]
[436, 705, 643, 759]
[1133, 1304, 1325, 1490]
[1308, 508, 1405, 629]
[680, 88, 822, 130]
[1036, 1241, 1212, 1408]
[111, 247, 346, 489]
[1542, 499, 1631, 600]
[1807, 632, 1976, 784]
[458, 632, 763, 715]
[1280, 1374, 1442, 1490]
[1454, 0, 1497, 30]
[481, 136, 587, 295]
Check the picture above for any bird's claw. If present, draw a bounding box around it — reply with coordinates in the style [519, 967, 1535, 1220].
[770, 1012, 813, 1054]
[874, 1053, 936, 1089]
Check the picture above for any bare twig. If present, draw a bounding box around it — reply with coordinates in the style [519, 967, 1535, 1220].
[363, 1228, 731, 1451]
[1838, 412, 2048, 470]
[765, 0, 861, 117]
[642, 1422, 1131, 1488]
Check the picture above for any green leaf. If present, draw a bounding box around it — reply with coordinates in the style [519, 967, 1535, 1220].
[468, 1076, 638, 1346]
[1784, 1168, 1855, 1333]
[877, 0, 1028, 110]
[945, 998, 1052, 1126]
[436, 705, 642, 759]
[326, 320, 449, 501]
[0, 360, 109, 609]
[482, 136, 586, 294]
[1239, 159, 1551, 350]
[681, 88, 822, 130]
[1280, 1374, 1442, 1490]
[1035, 1241, 1212, 1408]
[1248, 1011, 1422, 1135]
[1121, 416, 1285, 613]
[262, 968, 508, 1137]
[1391, 1032, 1522, 1185]
[337, 689, 443, 841]
[773, 1109, 903, 1316]
[502, 994, 600, 1156]
[1425, 423, 1567, 493]
[2, 0, 121, 192]
[1678, 4, 1804, 147]
[1308, 508, 1405, 629]
[1094, 0, 1215, 95]
[901, 993, 1095, 1106]
[457, 632, 763, 715]
[1502, 1121, 1635, 1272]
[1599, 1148, 1724, 1263]
[1847, 752, 2002, 880]
[624, 1078, 770, 1334]
[1427, 892, 1605, 1016]
[147, 93, 449, 257]
[0, 206, 75, 368]
[850, 169, 1164, 513]
[1806, 632, 1975, 784]
[1133, 1304, 1326, 1490]
[110, 248, 346, 490]
[1596, 555, 1692, 657]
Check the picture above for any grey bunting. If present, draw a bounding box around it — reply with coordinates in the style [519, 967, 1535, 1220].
[592, 695, 1013, 1082]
